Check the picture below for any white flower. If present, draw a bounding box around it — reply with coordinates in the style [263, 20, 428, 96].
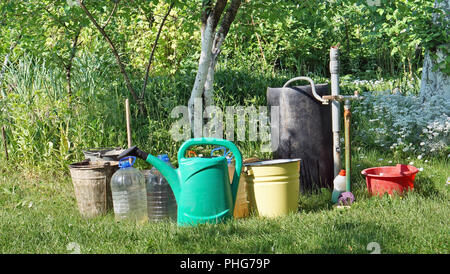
[409, 161, 414, 165]
[418, 167, 424, 172]
[417, 155, 423, 160]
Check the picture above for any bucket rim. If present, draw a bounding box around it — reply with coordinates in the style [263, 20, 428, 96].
[69, 160, 118, 169]
[244, 158, 301, 167]
[361, 164, 419, 178]
[83, 147, 123, 155]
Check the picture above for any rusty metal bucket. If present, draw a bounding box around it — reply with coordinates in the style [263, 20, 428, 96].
[69, 160, 118, 217]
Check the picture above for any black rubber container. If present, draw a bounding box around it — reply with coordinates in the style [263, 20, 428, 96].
[267, 83, 334, 193]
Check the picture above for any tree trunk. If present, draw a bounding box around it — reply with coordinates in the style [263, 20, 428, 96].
[188, 0, 241, 136]
[188, 14, 216, 137]
[66, 30, 81, 100]
[420, 0, 450, 97]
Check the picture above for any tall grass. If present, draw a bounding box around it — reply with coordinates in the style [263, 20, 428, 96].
[0, 53, 446, 175]
[0, 55, 298, 172]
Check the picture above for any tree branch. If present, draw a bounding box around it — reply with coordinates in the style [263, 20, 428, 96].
[201, 0, 213, 26]
[211, 0, 241, 58]
[211, 0, 228, 30]
[42, 5, 70, 31]
[102, 0, 120, 29]
[141, 1, 175, 99]
[141, 7, 155, 29]
[77, 0, 140, 105]
[204, 0, 241, 107]
[251, 14, 267, 66]
[66, 28, 81, 99]
[215, 0, 241, 49]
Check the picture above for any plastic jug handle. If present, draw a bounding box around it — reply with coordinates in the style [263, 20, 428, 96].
[118, 156, 136, 167]
[211, 146, 227, 157]
[178, 138, 243, 205]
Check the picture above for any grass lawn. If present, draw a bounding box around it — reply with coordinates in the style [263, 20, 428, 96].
[0, 149, 448, 254]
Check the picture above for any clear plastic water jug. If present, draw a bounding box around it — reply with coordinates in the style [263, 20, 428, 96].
[110, 156, 148, 223]
[146, 154, 177, 222]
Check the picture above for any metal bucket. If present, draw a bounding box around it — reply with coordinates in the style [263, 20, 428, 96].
[83, 147, 124, 162]
[244, 159, 301, 217]
[228, 158, 261, 219]
[227, 161, 250, 219]
[69, 160, 119, 217]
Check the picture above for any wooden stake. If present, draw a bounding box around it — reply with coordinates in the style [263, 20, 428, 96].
[1, 125, 8, 160]
[125, 99, 132, 148]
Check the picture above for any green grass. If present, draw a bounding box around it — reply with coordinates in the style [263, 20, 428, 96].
[0, 148, 448, 254]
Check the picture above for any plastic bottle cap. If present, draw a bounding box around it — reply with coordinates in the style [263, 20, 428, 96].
[118, 156, 136, 168]
[158, 154, 170, 163]
[339, 169, 346, 176]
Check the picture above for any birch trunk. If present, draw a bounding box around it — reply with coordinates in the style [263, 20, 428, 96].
[188, 0, 241, 137]
[188, 15, 216, 136]
[420, 0, 450, 97]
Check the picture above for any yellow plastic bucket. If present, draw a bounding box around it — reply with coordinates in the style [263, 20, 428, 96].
[245, 159, 300, 217]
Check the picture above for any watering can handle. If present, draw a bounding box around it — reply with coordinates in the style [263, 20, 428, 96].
[178, 138, 243, 205]
[283, 76, 328, 104]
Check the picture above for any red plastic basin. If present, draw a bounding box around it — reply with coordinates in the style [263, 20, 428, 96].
[361, 164, 419, 196]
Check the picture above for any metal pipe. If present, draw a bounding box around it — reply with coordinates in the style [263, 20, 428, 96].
[282, 76, 328, 104]
[322, 92, 362, 193]
[330, 46, 341, 177]
[344, 100, 351, 192]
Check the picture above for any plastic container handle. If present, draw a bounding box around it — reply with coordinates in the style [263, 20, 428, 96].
[119, 156, 136, 167]
[226, 150, 234, 160]
[178, 138, 243, 206]
[283, 76, 328, 104]
[187, 150, 197, 158]
[211, 146, 227, 157]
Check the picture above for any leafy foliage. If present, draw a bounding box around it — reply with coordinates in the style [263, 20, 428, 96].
[0, 0, 448, 171]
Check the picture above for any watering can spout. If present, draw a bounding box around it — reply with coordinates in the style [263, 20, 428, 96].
[117, 146, 181, 201]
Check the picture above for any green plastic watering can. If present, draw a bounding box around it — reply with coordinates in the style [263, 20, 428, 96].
[118, 138, 243, 226]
